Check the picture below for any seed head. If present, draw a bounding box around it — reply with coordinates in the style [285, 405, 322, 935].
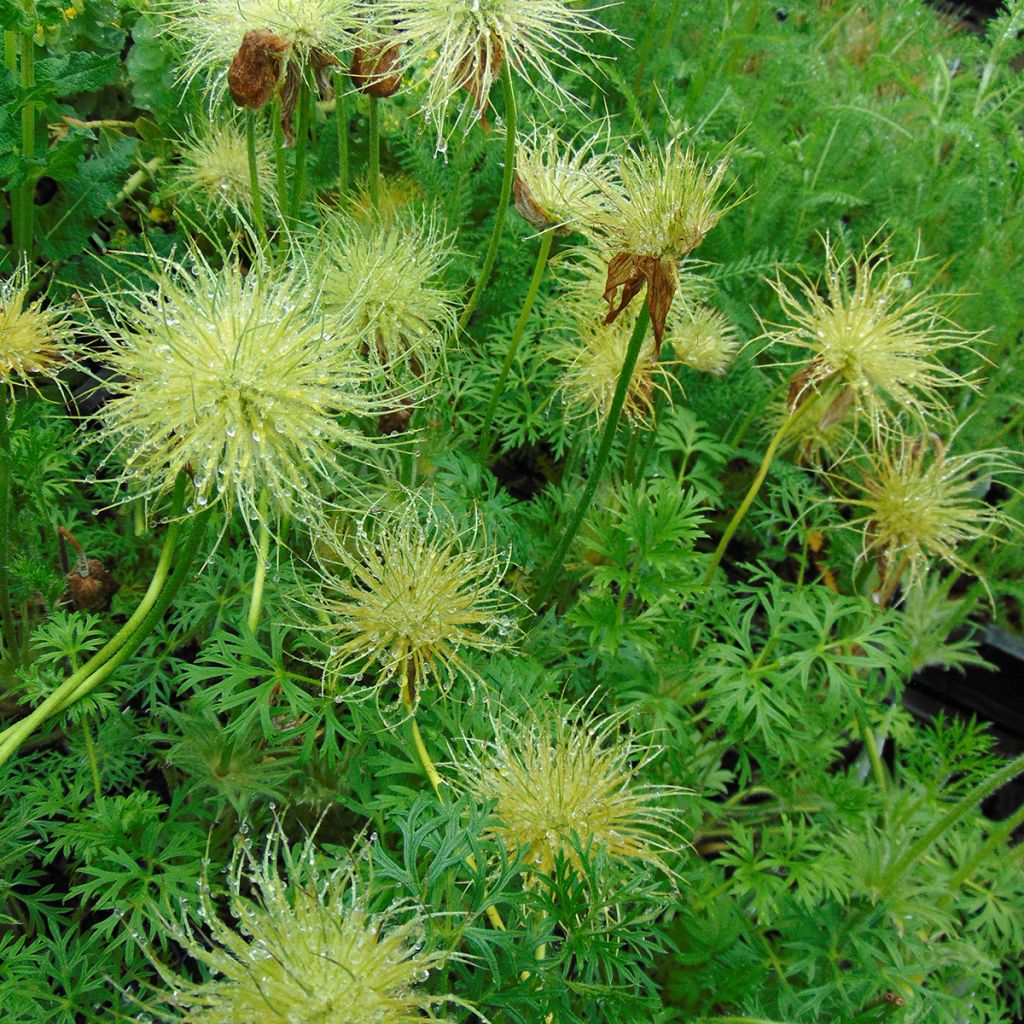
[91, 247, 397, 529]
[670, 303, 739, 375]
[165, 115, 277, 224]
[768, 237, 980, 439]
[375, 0, 611, 142]
[458, 701, 683, 877]
[164, 0, 359, 93]
[513, 122, 614, 233]
[148, 828, 448, 1024]
[844, 434, 1011, 593]
[590, 143, 729, 262]
[0, 261, 75, 393]
[314, 499, 518, 709]
[318, 213, 460, 380]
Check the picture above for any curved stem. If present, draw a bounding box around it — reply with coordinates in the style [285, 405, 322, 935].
[0, 476, 193, 766]
[289, 78, 312, 220]
[534, 305, 651, 609]
[457, 61, 518, 331]
[246, 491, 271, 634]
[335, 75, 349, 196]
[246, 110, 267, 244]
[478, 228, 555, 461]
[938, 798, 1024, 910]
[702, 396, 820, 589]
[367, 95, 380, 211]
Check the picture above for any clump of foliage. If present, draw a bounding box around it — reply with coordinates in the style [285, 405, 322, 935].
[2, 1, 1024, 1023]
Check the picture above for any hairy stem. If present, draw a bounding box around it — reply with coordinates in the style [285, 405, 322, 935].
[271, 97, 288, 213]
[18, 29, 35, 260]
[457, 61, 518, 331]
[535, 305, 651, 608]
[367, 95, 380, 211]
[246, 110, 267, 245]
[0, 476, 200, 766]
[246, 491, 271, 634]
[289, 79, 312, 220]
[0, 392, 16, 657]
[335, 75, 349, 196]
[478, 228, 555, 461]
[81, 715, 102, 802]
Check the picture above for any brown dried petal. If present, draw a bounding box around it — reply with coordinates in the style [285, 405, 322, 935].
[311, 47, 340, 102]
[278, 61, 301, 146]
[602, 252, 678, 357]
[350, 42, 403, 98]
[513, 171, 551, 231]
[228, 29, 291, 110]
[455, 36, 504, 130]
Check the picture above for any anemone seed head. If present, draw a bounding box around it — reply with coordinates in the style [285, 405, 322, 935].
[769, 237, 981, 438]
[149, 829, 448, 1024]
[0, 262, 75, 393]
[164, 0, 360, 92]
[845, 435, 1011, 592]
[514, 121, 614, 233]
[316, 499, 518, 708]
[458, 701, 683, 877]
[590, 143, 729, 261]
[93, 248, 395, 528]
[377, 0, 611, 141]
[318, 213, 460, 378]
[166, 115, 277, 223]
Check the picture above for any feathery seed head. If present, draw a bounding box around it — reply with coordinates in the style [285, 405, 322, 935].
[769, 237, 980, 439]
[91, 247, 397, 529]
[513, 122, 614, 233]
[149, 828, 448, 1024]
[667, 303, 739, 375]
[458, 701, 683, 877]
[0, 262, 75, 393]
[165, 0, 359, 90]
[315, 499, 518, 709]
[165, 115, 277, 224]
[588, 143, 729, 349]
[844, 434, 1011, 593]
[591, 143, 729, 262]
[376, 0, 611, 142]
[319, 213, 460, 380]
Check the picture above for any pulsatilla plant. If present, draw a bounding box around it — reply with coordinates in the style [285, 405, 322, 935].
[89, 246, 401, 530]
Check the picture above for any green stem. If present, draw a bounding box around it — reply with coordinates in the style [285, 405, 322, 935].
[246, 492, 271, 634]
[18, 30, 35, 260]
[478, 228, 555, 461]
[0, 476, 194, 766]
[0, 392, 16, 656]
[81, 716, 102, 802]
[457, 60, 518, 331]
[702, 396, 819, 589]
[335, 75, 349, 197]
[271, 97, 288, 214]
[938, 798, 1024, 909]
[535, 305, 651, 608]
[877, 750, 1024, 898]
[856, 711, 888, 794]
[245, 110, 267, 244]
[289, 78, 312, 220]
[5, 31, 19, 254]
[367, 95, 380, 211]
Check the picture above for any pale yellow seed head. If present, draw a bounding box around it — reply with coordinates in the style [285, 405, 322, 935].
[0, 262, 75, 393]
[458, 702, 684, 877]
[315, 499, 518, 708]
[375, 0, 612, 144]
[148, 829, 448, 1024]
[589, 142, 729, 261]
[91, 246, 398, 528]
[670, 303, 739, 375]
[318, 213, 460, 379]
[514, 122, 614, 233]
[167, 115, 277, 222]
[768, 237, 981, 439]
[844, 436, 1011, 593]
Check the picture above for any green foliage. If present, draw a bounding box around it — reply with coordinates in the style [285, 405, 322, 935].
[2, 1, 1024, 1023]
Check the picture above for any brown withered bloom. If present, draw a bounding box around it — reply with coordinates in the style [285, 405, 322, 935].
[589, 144, 729, 356]
[227, 29, 291, 109]
[350, 41, 403, 98]
[57, 527, 119, 613]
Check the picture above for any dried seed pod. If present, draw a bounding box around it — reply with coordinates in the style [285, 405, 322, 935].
[63, 558, 120, 612]
[350, 42, 403, 98]
[227, 29, 291, 110]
